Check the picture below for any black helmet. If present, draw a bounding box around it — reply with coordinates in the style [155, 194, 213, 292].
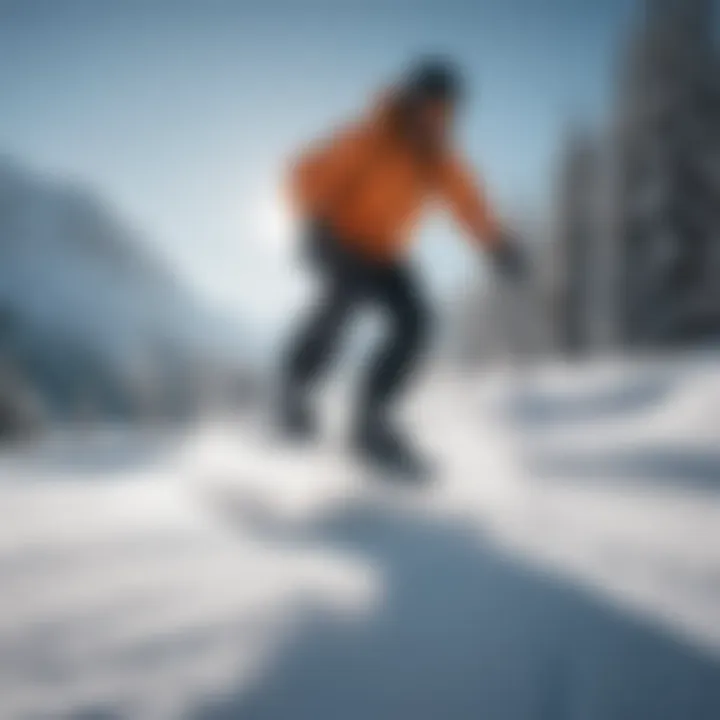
[404, 57, 464, 104]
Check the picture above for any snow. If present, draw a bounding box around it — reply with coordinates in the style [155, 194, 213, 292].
[0, 357, 719, 719]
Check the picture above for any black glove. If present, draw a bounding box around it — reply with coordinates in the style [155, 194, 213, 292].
[490, 235, 527, 282]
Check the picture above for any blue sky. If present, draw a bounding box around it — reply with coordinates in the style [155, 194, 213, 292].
[0, 0, 637, 336]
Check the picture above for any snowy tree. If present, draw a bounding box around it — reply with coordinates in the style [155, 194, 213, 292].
[552, 127, 602, 355]
[0, 309, 45, 440]
[615, 0, 720, 345]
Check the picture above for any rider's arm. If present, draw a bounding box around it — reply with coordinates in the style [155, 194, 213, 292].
[440, 155, 526, 279]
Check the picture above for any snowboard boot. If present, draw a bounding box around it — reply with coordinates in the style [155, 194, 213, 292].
[278, 386, 317, 443]
[352, 414, 433, 483]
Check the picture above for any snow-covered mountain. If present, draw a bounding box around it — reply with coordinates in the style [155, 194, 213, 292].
[0, 157, 255, 426]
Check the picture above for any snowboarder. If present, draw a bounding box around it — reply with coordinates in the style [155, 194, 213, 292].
[279, 58, 525, 480]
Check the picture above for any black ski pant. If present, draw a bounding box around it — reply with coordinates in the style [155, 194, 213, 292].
[283, 225, 431, 425]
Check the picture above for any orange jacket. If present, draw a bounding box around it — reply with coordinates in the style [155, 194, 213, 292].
[288, 94, 501, 263]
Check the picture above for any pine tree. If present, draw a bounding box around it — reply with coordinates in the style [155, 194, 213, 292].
[553, 127, 600, 354]
[615, 0, 720, 345]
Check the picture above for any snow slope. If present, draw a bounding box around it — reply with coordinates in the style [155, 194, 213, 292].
[0, 356, 718, 719]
